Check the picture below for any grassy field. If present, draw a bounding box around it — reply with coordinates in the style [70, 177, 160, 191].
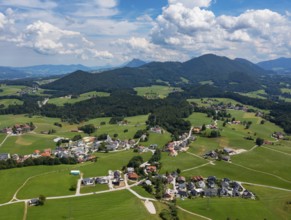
[0, 133, 58, 155]
[80, 184, 109, 193]
[0, 85, 25, 96]
[199, 80, 214, 85]
[0, 99, 23, 107]
[134, 85, 182, 99]
[48, 91, 110, 106]
[0, 165, 77, 203]
[17, 169, 79, 199]
[0, 202, 24, 220]
[160, 152, 206, 173]
[79, 151, 152, 178]
[177, 186, 291, 220]
[281, 88, 291, 94]
[182, 160, 291, 190]
[27, 190, 161, 220]
[238, 89, 267, 99]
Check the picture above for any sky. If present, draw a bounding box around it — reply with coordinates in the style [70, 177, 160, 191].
[0, 0, 290, 67]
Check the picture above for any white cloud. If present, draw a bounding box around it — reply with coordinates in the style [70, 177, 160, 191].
[17, 21, 113, 60]
[113, 37, 188, 62]
[168, 0, 212, 8]
[0, 0, 57, 10]
[0, 12, 7, 29]
[150, 3, 291, 61]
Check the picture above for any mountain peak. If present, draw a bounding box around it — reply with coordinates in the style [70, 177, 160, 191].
[125, 59, 147, 68]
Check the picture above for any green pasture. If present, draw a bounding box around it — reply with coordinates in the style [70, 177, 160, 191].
[131, 185, 156, 199]
[182, 160, 291, 190]
[0, 133, 57, 155]
[134, 85, 182, 99]
[79, 151, 152, 178]
[17, 169, 78, 199]
[231, 147, 291, 182]
[27, 190, 161, 220]
[186, 112, 212, 126]
[238, 89, 267, 99]
[199, 80, 214, 85]
[160, 152, 206, 173]
[80, 184, 109, 193]
[177, 185, 291, 220]
[281, 88, 291, 94]
[0, 202, 24, 220]
[0, 85, 25, 96]
[0, 99, 23, 107]
[0, 165, 76, 203]
[48, 91, 110, 106]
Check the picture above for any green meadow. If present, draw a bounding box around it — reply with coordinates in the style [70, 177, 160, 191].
[0, 85, 25, 96]
[134, 85, 183, 99]
[48, 91, 110, 106]
[27, 190, 161, 220]
[0, 99, 23, 108]
[177, 186, 291, 220]
[0, 203, 24, 220]
[238, 89, 267, 99]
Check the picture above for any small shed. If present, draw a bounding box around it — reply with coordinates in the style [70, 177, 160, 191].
[70, 170, 80, 176]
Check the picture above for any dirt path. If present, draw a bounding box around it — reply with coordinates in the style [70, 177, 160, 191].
[22, 201, 28, 220]
[0, 134, 10, 147]
[176, 205, 212, 220]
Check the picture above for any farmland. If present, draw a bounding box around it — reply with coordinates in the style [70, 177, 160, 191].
[0, 96, 290, 219]
[134, 85, 183, 99]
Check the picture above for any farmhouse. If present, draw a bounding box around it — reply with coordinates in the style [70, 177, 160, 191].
[28, 198, 40, 206]
[70, 170, 80, 175]
[0, 153, 10, 161]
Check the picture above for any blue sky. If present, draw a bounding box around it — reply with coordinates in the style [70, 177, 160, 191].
[0, 0, 290, 66]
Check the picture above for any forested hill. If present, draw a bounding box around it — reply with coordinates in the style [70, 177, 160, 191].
[42, 54, 269, 94]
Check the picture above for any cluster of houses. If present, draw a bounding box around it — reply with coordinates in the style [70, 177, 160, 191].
[1, 123, 34, 135]
[166, 133, 195, 157]
[17, 85, 39, 96]
[163, 174, 255, 200]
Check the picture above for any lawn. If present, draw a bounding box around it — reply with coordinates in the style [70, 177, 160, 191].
[48, 91, 110, 106]
[134, 85, 183, 99]
[0, 202, 24, 220]
[27, 190, 161, 220]
[131, 185, 156, 199]
[177, 186, 291, 220]
[17, 169, 79, 199]
[160, 152, 206, 173]
[186, 112, 213, 126]
[80, 184, 109, 193]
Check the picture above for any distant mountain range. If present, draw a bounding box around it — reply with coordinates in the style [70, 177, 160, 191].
[0, 59, 148, 80]
[43, 54, 270, 94]
[257, 58, 291, 74]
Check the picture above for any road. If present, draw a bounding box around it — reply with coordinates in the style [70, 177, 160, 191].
[0, 134, 10, 148]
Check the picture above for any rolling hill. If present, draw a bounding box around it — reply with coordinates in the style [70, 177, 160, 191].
[257, 57, 291, 74]
[42, 54, 269, 94]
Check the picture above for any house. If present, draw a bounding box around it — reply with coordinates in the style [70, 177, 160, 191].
[221, 155, 231, 162]
[192, 127, 201, 134]
[177, 176, 186, 183]
[177, 190, 188, 198]
[113, 171, 120, 179]
[95, 177, 108, 184]
[127, 167, 135, 173]
[205, 188, 218, 197]
[128, 172, 139, 180]
[197, 180, 206, 188]
[145, 180, 152, 186]
[273, 132, 284, 139]
[0, 153, 10, 161]
[28, 198, 40, 206]
[82, 178, 95, 186]
[150, 126, 163, 134]
[242, 190, 254, 199]
[146, 166, 157, 173]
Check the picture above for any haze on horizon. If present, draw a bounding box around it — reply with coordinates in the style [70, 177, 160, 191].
[0, 0, 290, 67]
